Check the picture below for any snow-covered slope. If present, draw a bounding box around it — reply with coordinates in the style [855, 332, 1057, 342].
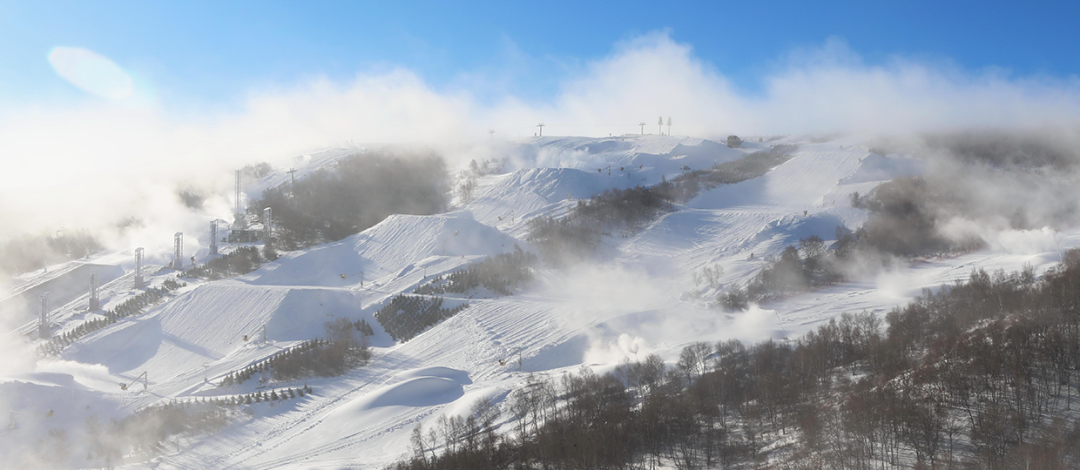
[3, 134, 1077, 469]
[246, 211, 521, 290]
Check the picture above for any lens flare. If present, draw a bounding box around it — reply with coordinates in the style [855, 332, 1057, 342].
[48, 46, 134, 100]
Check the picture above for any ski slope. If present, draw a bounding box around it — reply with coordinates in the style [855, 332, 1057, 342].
[2, 134, 1078, 469]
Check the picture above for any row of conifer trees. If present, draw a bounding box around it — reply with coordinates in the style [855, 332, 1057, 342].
[376, 295, 468, 342]
[37, 279, 183, 356]
[414, 247, 536, 297]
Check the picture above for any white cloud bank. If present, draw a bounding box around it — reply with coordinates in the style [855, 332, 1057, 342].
[3, 32, 1080, 243]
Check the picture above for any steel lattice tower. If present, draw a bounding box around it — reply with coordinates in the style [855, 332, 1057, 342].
[174, 232, 183, 269]
[88, 272, 99, 311]
[209, 220, 218, 256]
[134, 247, 145, 288]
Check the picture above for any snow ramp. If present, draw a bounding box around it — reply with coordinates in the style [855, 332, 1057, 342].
[247, 212, 521, 287]
[63, 283, 383, 381]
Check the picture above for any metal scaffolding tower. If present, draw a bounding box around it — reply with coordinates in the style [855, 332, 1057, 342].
[262, 207, 272, 245]
[89, 271, 100, 311]
[234, 170, 245, 229]
[134, 247, 145, 288]
[209, 220, 219, 256]
[173, 232, 183, 269]
[38, 293, 49, 339]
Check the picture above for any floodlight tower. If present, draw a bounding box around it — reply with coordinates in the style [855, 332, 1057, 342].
[667, 116, 672, 135]
[536, 123, 544, 137]
[173, 232, 183, 269]
[233, 170, 245, 229]
[88, 271, 100, 311]
[209, 220, 219, 256]
[134, 247, 145, 288]
[639, 122, 646, 135]
[658, 116, 663, 135]
[38, 293, 49, 339]
[262, 207, 272, 245]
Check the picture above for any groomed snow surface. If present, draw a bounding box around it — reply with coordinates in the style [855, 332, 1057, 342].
[2, 135, 1075, 469]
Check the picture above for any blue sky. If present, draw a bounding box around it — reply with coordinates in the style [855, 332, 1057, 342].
[2, 0, 1078, 109]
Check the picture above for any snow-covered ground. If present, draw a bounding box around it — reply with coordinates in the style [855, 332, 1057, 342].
[2, 134, 1076, 469]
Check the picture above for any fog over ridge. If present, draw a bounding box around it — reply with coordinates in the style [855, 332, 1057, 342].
[2, 32, 1080, 260]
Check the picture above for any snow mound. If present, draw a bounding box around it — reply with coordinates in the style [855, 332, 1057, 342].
[63, 283, 381, 380]
[244, 147, 356, 202]
[360, 376, 465, 409]
[688, 145, 922, 211]
[839, 152, 924, 185]
[467, 168, 635, 228]
[247, 212, 520, 287]
[510, 135, 744, 184]
[392, 366, 472, 385]
[687, 147, 862, 210]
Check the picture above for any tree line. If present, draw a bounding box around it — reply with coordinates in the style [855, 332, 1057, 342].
[526, 146, 798, 266]
[390, 251, 1080, 470]
[721, 234, 845, 310]
[723, 172, 1013, 308]
[218, 318, 372, 387]
[48, 386, 313, 469]
[37, 278, 183, 356]
[375, 294, 469, 342]
[653, 144, 799, 203]
[180, 246, 263, 280]
[525, 185, 674, 266]
[414, 247, 537, 297]
[251, 152, 449, 249]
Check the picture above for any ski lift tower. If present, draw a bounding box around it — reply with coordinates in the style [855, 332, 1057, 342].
[88, 271, 100, 311]
[38, 293, 49, 339]
[134, 247, 145, 288]
[173, 232, 183, 269]
[233, 170, 245, 229]
[209, 220, 219, 256]
[262, 207, 272, 245]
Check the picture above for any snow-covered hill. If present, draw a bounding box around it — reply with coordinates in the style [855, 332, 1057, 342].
[2, 134, 1076, 469]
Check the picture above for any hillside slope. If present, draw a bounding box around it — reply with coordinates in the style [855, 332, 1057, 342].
[2, 135, 1077, 469]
